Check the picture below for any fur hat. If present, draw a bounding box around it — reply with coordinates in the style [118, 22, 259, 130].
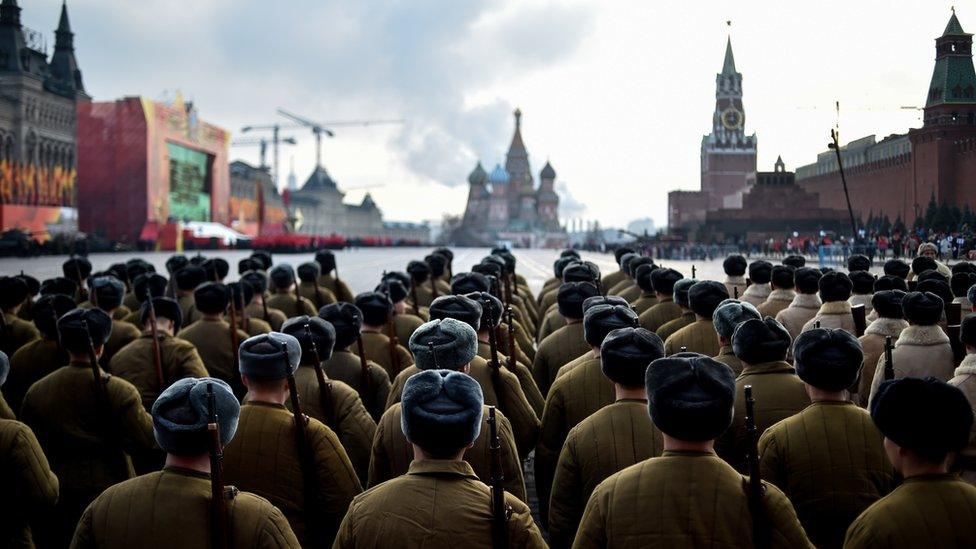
[166, 255, 190, 275]
[911, 256, 937, 277]
[650, 268, 683, 295]
[748, 260, 773, 284]
[63, 257, 93, 282]
[376, 280, 408, 304]
[492, 250, 516, 274]
[961, 315, 976, 347]
[557, 282, 600, 319]
[917, 279, 953, 307]
[318, 303, 363, 350]
[952, 262, 976, 275]
[434, 247, 454, 262]
[141, 297, 183, 332]
[872, 290, 906, 319]
[450, 272, 491, 295]
[883, 259, 911, 279]
[429, 295, 482, 333]
[874, 275, 908, 293]
[202, 258, 229, 281]
[152, 377, 240, 456]
[193, 283, 230, 315]
[39, 276, 77, 298]
[618, 253, 638, 273]
[482, 254, 508, 275]
[783, 255, 806, 268]
[472, 261, 502, 282]
[0, 276, 29, 309]
[133, 274, 168, 304]
[281, 315, 337, 363]
[732, 317, 792, 364]
[355, 292, 393, 326]
[688, 281, 730, 318]
[553, 256, 576, 279]
[951, 272, 976, 298]
[464, 292, 502, 331]
[228, 281, 253, 310]
[917, 242, 939, 257]
[58, 308, 112, 354]
[770, 265, 795, 290]
[847, 254, 872, 272]
[902, 291, 944, 326]
[297, 262, 321, 283]
[249, 251, 273, 271]
[819, 272, 853, 302]
[713, 299, 761, 341]
[188, 254, 207, 267]
[673, 279, 696, 308]
[917, 269, 949, 285]
[407, 260, 431, 283]
[583, 295, 629, 313]
[175, 266, 207, 292]
[32, 294, 76, 339]
[794, 267, 822, 295]
[629, 257, 655, 277]
[382, 271, 411, 291]
[871, 377, 973, 459]
[425, 254, 447, 278]
[238, 258, 262, 275]
[0, 350, 7, 387]
[646, 355, 736, 441]
[239, 332, 302, 381]
[563, 261, 601, 284]
[269, 264, 296, 289]
[401, 370, 484, 457]
[90, 276, 126, 311]
[106, 264, 129, 286]
[723, 254, 747, 277]
[600, 327, 664, 387]
[409, 318, 478, 370]
[849, 271, 876, 295]
[634, 264, 657, 293]
[315, 250, 337, 273]
[241, 271, 268, 295]
[793, 328, 863, 391]
[614, 246, 636, 263]
[583, 304, 639, 347]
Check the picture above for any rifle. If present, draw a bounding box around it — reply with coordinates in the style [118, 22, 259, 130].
[228, 297, 241, 391]
[733, 286, 739, 300]
[285, 369, 325, 547]
[814, 320, 821, 329]
[883, 335, 895, 381]
[410, 280, 422, 316]
[82, 319, 127, 476]
[304, 322, 335, 427]
[144, 291, 166, 389]
[355, 333, 375, 412]
[206, 383, 229, 549]
[431, 274, 440, 300]
[387, 312, 402, 375]
[293, 280, 304, 317]
[311, 277, 324, 311]
[487, 406, 509, 549]
[505, 306, 517, 370]
[948, 323, 965, 365]
[744, 385, 769, 549]
[851, 304, 867, 337]
[691, 265, 697, 279]
[482, 299, 505, 402]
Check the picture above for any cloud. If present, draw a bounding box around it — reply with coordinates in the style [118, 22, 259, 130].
[556, 181, 587, 219]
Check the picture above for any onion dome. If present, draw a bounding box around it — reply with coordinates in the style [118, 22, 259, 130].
[468, 162, 488, 185]
[489, 164, 509, 185]
[540, 161, 556, 180]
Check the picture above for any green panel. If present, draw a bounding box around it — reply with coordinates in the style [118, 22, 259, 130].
[167, 142, 211, 221]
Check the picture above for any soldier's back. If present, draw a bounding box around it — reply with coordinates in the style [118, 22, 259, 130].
[353, 331, 413, 379]
[637, 298, 680, 332]
[110, 333, 208, 411]
[856, 318, 908, 405]
[298, 281, 337, 310]
[757, 289, 795, 319]
[70, 468, 300, 549]
[664, 318, 720, 356]
[103, 319, 141, 368]
[5, 338, 68, 414]
[654, 311, 695, 343]
[323, 350, 391, 421]
[393, 312, 424, 345]
[317, 274, 354, 304]
[0, 312, 39, 358]
[241, 316, 273, 336]
[179, 319, 249, 388]
[245, 302, 288, 331]
[266, 293, 317, 319]
[0, 418, 58, 549]
[533, 322, 589, 396]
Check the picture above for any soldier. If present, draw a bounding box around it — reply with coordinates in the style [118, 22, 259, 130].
[783, 254, 806, 269]
[600, 246, 635, 294]
[453, 272, 535, 362]
[856, 291, 908, 406]
[14, 272, 40, 322]
[228, 281, 273, 337]
[375, 277, 424, 344]
[71, 377, 301, 548]
[5, 293, 73, 414]
[541, 261, 601, 316]
[21, 308, 155, 547]
[281, 316, 376, 485]
[616, 257, 654, 304]
[111, 297, 208, 411]
[776, 267, 823, 342]
[338, 369, 546, 548]
[315, 249, 355, 303]
[242, 271, 288, 331]
[249, 250, 273, 272]
[950, 315, 976, 484]
[629, 264, 658, 315]
[865, 275, 908, 323]
[740, 260, 773, 307]
[849, 271, 877, 315]
[951, 271, 976, 310]
[908, 242, 952, 279]
[201, 257, 230, 283]
[63, 257, 93, 304]
[760, 328, 895, 548]
[536, 303, 640, 528]
[266, 265, 317, 318]
[179, 283, 250, 399]
[552, 295, 632, 380]
[606, 253, 637, 296]
[663, 280, 728, 356]
[548, 327, 665, 548]
[847, 253, 871, 273]
[844, 377, 976, 548]
[162, 254, 188, 298]
[532, 282, 599, 395]
[351, 292, 413, 379]
[715, 317, 810, 471]
[883, 258, 910, 280]
[433, 246, 455, 281]
[40, 276, 78, 301]
[222, 333, 361, 546]
[173, 265, 207, 324]
[0, 352, 10, 418]
[712, 299, 761, 376]
[758, 265, 797, 318]
[297, 261, 336, 310]
[0, 349, 59, 548]
[722, 254, 748, 298]
[655, 278, 697, 342]
[800, 271, 856, 334]
[637, 267, 683, 332]
[89, 276, 141, 368]
[574, 354, 812, 548]
[404, 260, 436, 310]
[318, 303, 392, 421]
[424, 253, 454, 296]
[0, 276, 40, 358]
[867, 291, 956, 406]
[538, 255, 580, 309]
[367, 320, 526, 501]
[121, 273, 168, 327]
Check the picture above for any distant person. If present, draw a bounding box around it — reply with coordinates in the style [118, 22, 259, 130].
[741, 260, 773, 307]
[776, 267, 823, 342]
[663, 281, 728, 356]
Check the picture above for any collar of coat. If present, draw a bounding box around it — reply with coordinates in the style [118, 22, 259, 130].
[407, 459, 479, 480]
[818, 300, 852, 316]
[865, 317, 909, 337]
[743, 284, 771, 298]
[955, 354, 976, 376]
[897, 324, 950, 347]
[768, 289, 796, 302]
[725, 276, 746, 285]
[717, 345, 734, 357]
[740, 360, 795, 376]
[790, 293, 822, 310]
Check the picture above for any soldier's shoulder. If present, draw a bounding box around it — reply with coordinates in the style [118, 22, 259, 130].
[114, 319, 142, 336]
[0, 417, 35, 442]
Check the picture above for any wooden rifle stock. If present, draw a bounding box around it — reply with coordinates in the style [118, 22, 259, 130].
[691, 265, 697, 279]
[206, 383, 229, 549]
[410, 282, 421, 317]
[482, 299, 505, 402]
[733, 286, 739, 300]
[286, 372, 325, 546]
[387, 314, 401, 374]
[145, 291, 165, 389]
[505, 306, 516, 370]
[312, 278, 324, 311]
[487, 406, 509, 548]
[744, 385, 769, 549]
[883, 335, 895, 381]
[355, 334, 374, 410]
[81, 319, 127, 476]
[304, 322, 335, 427]
[228, 299, 241, 380]
[851, 304, 867, 337]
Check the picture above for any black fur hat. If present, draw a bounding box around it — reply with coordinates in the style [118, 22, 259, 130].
[425, 254, 447, 278]
[770, 265, 796, 290]
[847, 254, 872, 272]
[39, 276, 77, 299]
[202, 258, 229, 281]
[634, 264, 657, 293]
[646, 355, 736, 441]
[464, 292, 502, 331]
[911, 256, 937, 277]
[250, 251, 273, 271]
[819, 272, 853, 302]
[57, 308, 112, 354]
[175, 266, 207, 292]
[228, 281, 253, 310]
[561, 249, 581, 259]
[106, 265, 129, 286]
[748, 260, 773, 284]
[62, 257, 93, 282]
[130, 273, 167, 304]
[614, 246, 636, 263]
[32, 294, 77, 339]
[673, 279, 696, 308]
[951, 262, 976, 275]
[871, 377, 973, 459]
[401, 370, 484, 457]
[650, 268, 683, 295]
[783, 255, 806, 269]
[883, 259, 911, 279]
[874, 275, 908, 293]
[318, 302, 363, 350]
[553, 256, 576, 279]
[688, 281, 730, 318]
[297, 262, 321, 283]
[618, 253, 638, 272]
[723, 254, 747, 277]
[0, 276, 29, 310]
[238, 258, 262, 276]
[951, 272, 976, 298]
[140, 297, 183, 332]
[241, 271, 268, 295]
[152, 377, 240, 456]
[600, 327, 664, 387]
[428, 295, 482, 333]
[193, 283, 230, 315]
[239, 332, 302, 381]
[961, 315, 976, 347]
[382, 271, 411, 291]
[376, 279, 408, 304]
[472, 261, 502, 281]
[407, 260, 431, 283]
[731, 317, 792, 364]
[713, 299, 761, 340]
[563, 261, 601, 284]
[583, 295, 629, 314]
[269, 264, 296, 289]
[281, 315, 337, 363]
[916, 279, 953, 307]
[849, 271, 876, 295]
[793, 328, 863, 391]
[355, 292, 393, 326]
[872, 290, 906, 319]
[166, 255, 190, 275]
[917, 269, 949, 284]
[629, 257, 655, 278]
[15, 273, 40, 296]
[902, 291, 944, 326]
[451, 272, 491, 295]
[409, 318, 479, 370]
[315, 250, 337, 273]
[91, 276, 126, 310]
[583, 304, 639, 347]
[557, 282, 600, 320]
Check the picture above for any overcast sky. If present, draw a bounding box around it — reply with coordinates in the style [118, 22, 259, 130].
[25, 0, 960, 228]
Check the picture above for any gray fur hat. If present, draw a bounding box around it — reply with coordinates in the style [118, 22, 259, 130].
[793, 328, 863, 391]
[409, 318, 478, 371]
[238, 332, 302, 381]
[557, 282, 599, 319]
[152, 377, 240, 456]
[582, 295, 629, 313]
[688, 281, 730, 318]
[732, 317, 792, 364]
[583, 304, 639, 347]
[646, 355, 736, 441]
[713, 299, 761, 341]
[464, 291, 502, 330]
[601, 328, 664, 387]
[0, 351, 8, 386]
[673, 279, 696, 308]
[429, 294, 483, 333]
[401, 369, 484, 457]
[280, 315, 337, 363]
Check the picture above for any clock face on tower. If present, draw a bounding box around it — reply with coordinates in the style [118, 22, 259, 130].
[721, 107, 743, 130]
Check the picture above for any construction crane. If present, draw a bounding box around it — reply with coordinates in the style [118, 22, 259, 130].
[239, 124, 294, 189]
[275, 108, 405, 169]
[230, 136, 297, 171]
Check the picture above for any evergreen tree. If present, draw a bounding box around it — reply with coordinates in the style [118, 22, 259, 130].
[934, 201, 955, 232]
[924, 194, 938, 228]
[881, 215, 892, 234]
[894, 216, 906, 234]
[963, 204, 975, 227]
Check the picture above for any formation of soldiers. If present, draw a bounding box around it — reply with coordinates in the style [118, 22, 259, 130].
[1, 243, 976, 548]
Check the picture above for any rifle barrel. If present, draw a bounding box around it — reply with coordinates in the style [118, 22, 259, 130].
[744, 385, 768, 549]
[488, 406, 508, 549]
[206, 383, 229, 549]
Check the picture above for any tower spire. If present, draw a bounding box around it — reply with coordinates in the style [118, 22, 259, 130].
[722, 37, 736, 75]
[55, 0, 73, 50]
